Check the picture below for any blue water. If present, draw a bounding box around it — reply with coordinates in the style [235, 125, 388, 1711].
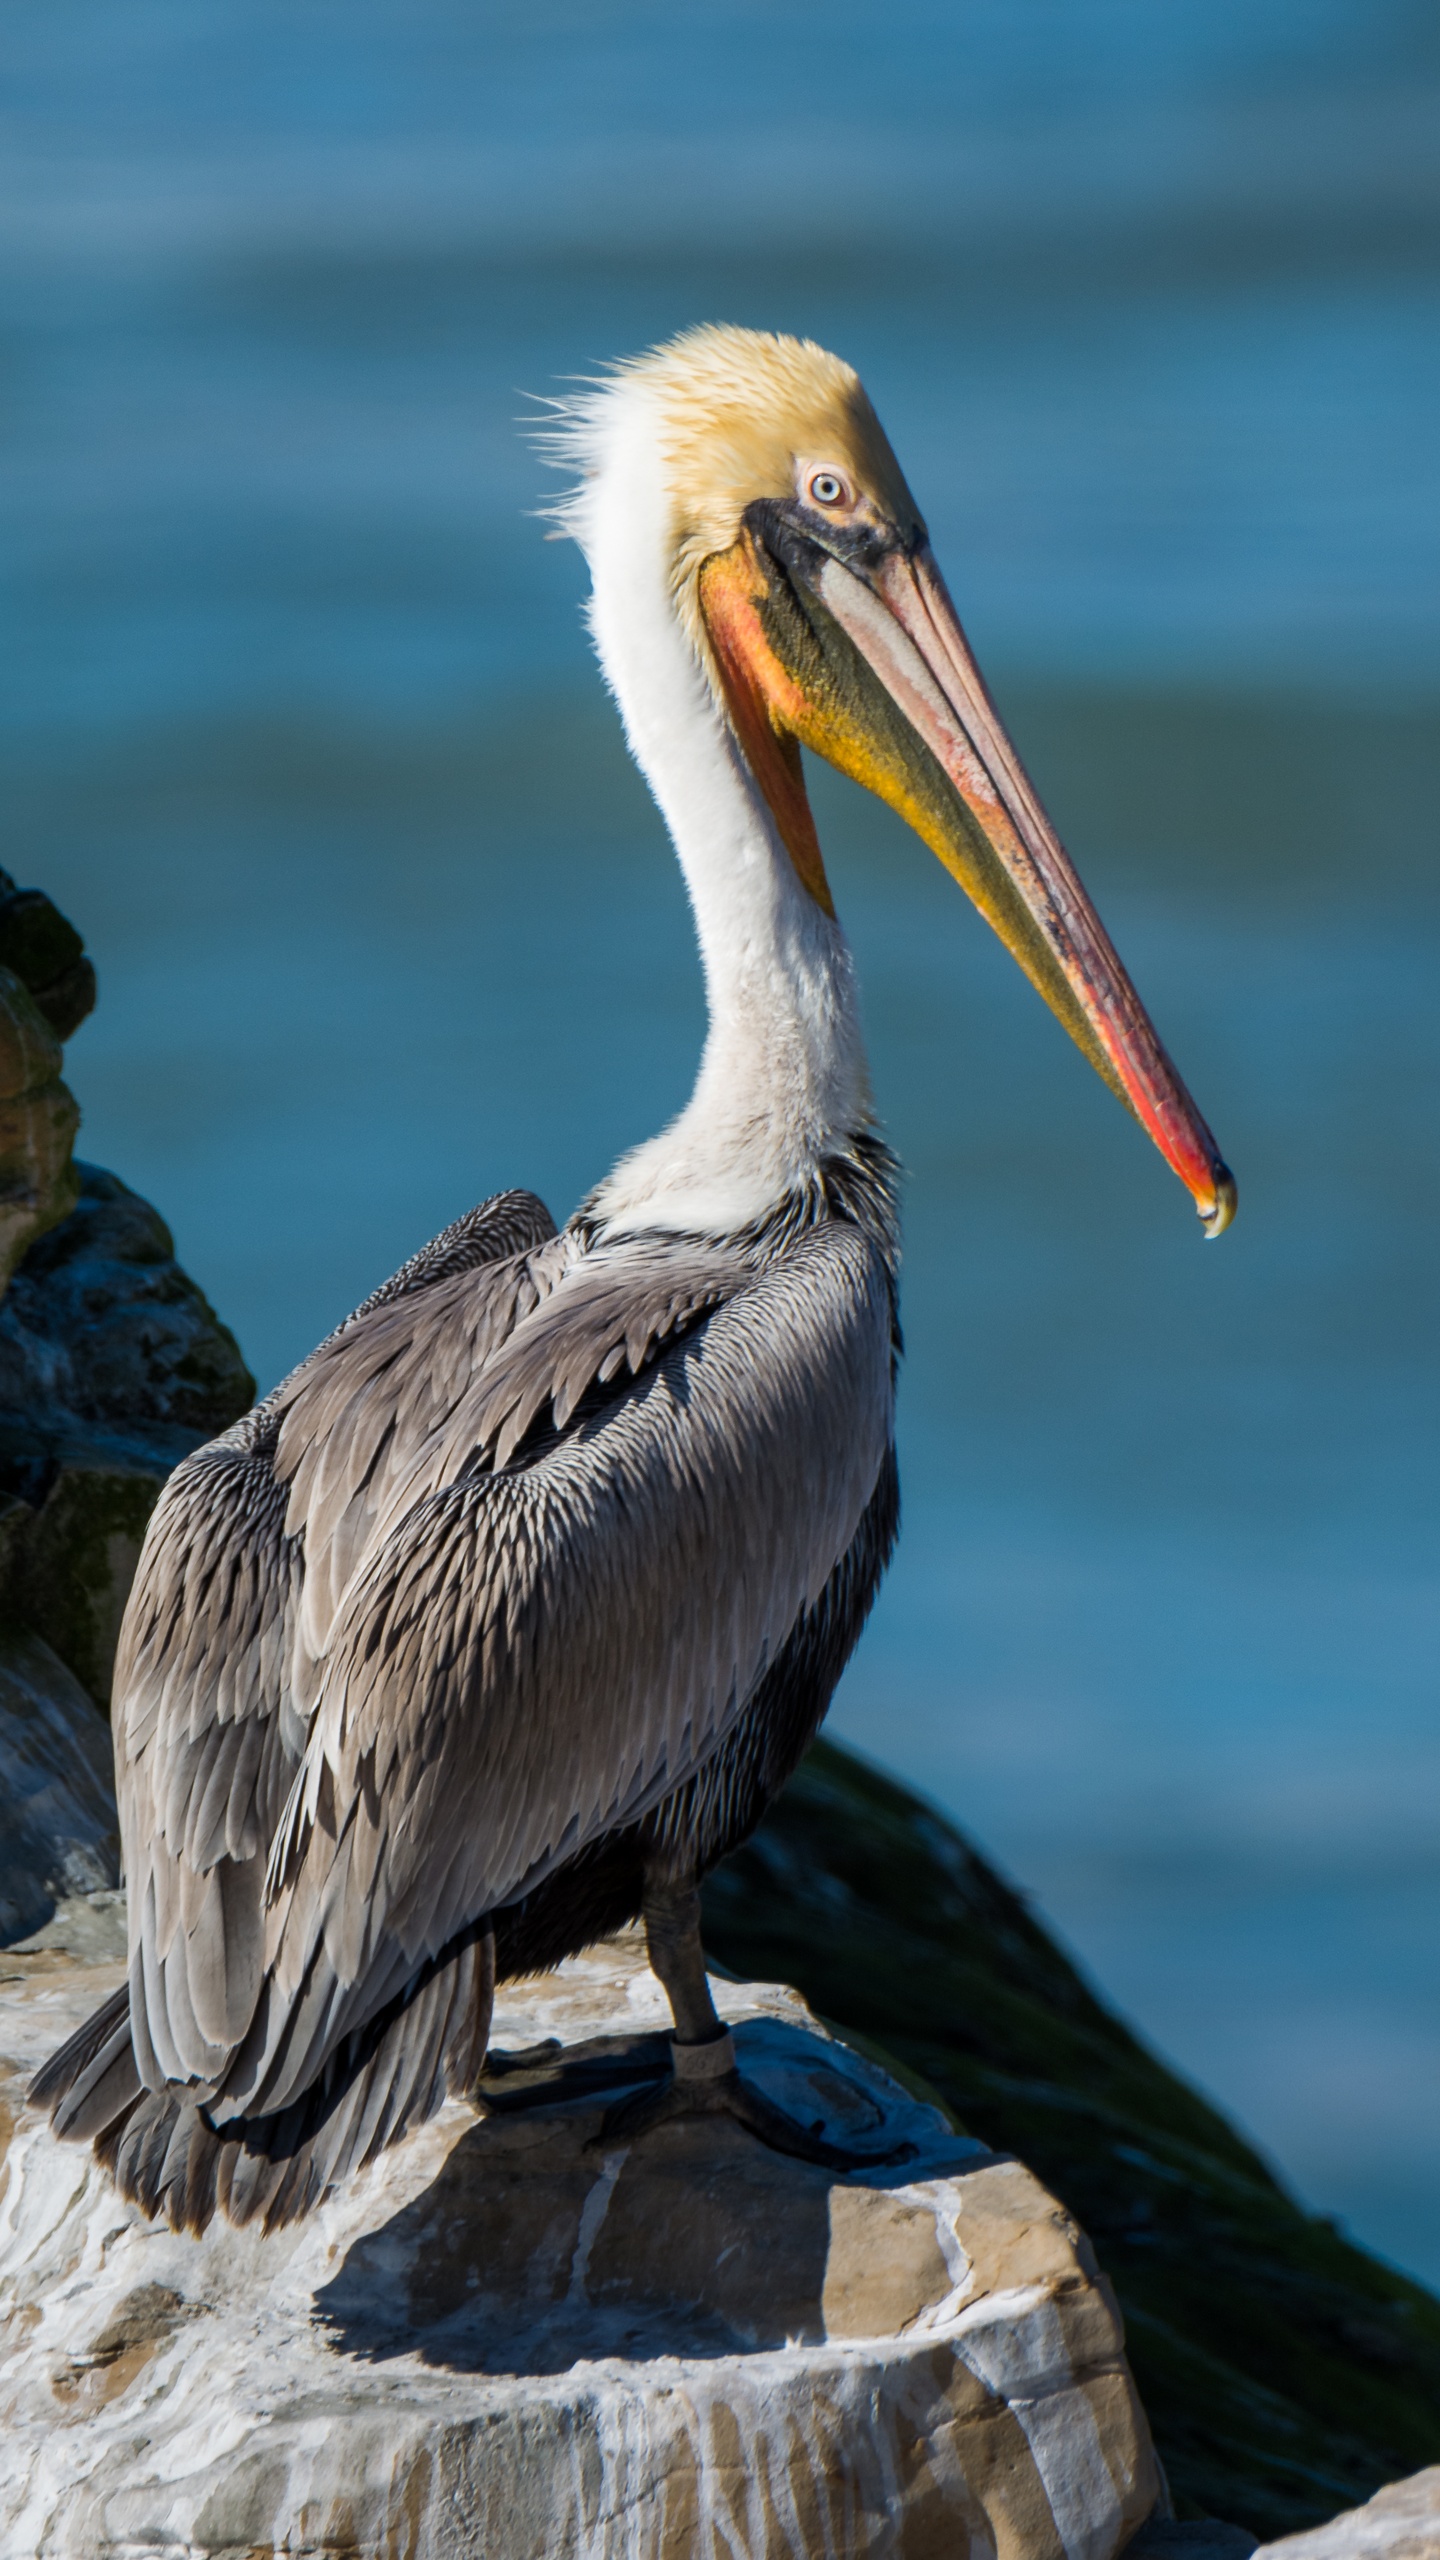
[3, 2, 1438, 2281]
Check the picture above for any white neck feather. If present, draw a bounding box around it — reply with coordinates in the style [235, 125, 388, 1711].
[567, 378, 872, 1238]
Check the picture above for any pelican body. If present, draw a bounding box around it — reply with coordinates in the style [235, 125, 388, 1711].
[35, 329, 1233, 2229]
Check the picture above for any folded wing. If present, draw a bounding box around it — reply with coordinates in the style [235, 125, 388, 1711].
[197, 1220, 895, 2126]
[115, 1188, 559, 2098]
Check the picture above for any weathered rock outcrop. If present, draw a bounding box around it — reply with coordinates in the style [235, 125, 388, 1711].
[0, 1631, 119, 1944]
[0, 875, 251, 1721]
[0, 866, 111, 1299]
[1, 865, 1437, 2551]
[1261, 2470, 1440, 2560]
[0, 878, 253, 1954]
[0, 873, 98, 1048]
[0, 1159, 254, 1708]
[704, 1748, 1440, 2541]
[0, 1927, 1165, 2560]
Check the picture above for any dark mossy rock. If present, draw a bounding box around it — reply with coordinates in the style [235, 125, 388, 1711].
[0, 871, 97, 1041]
[19, 1464, 172, 1710]
[0, 1623, 120, 1941]
[703, 1740, 1440, 2544]
[0, 1162, 255, 1703]
[0, 1162, 255, 1499]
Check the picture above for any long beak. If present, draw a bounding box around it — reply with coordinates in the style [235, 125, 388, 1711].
[700, 512, 1236, 1237]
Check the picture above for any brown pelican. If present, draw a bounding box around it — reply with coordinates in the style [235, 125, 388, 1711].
[33, 327, 1234, 2232]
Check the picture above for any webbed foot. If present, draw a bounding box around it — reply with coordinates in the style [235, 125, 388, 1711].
[592, 2028, 917, 2172]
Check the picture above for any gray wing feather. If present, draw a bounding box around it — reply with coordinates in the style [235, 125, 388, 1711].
[317, 1187, 557, 1334]
[204, 1222, 892, 2122]
[92, 1924, 492, 2235]
[272, 1236, 573, 1664]
[470, 1247, 744, 1460]
[116, 1418, 299, 2088]
[114, 1187, 557, 2098]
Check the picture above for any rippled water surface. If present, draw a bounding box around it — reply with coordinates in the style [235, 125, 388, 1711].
[4, 1, 1439, 2280]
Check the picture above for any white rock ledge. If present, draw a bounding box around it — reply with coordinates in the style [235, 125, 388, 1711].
[0, 1921, 1165, 2560]
[1261, 2471, 1440, 2560]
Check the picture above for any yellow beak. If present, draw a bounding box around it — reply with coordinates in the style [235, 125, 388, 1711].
[700, 509, 1236, 1237]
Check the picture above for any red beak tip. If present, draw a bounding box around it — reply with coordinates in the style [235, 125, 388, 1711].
[1198, 1166, 1238, 1239]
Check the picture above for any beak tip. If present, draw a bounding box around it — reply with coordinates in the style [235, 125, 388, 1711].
[1198, 1165, 1238, 1239]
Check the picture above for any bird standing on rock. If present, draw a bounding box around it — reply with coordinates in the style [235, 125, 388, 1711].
[33, 326, 1234, 2231]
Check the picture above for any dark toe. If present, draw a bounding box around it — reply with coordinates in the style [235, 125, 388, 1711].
[591, 2064, 916, 2171]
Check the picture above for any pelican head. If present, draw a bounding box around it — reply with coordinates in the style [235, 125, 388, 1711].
[553, 326, 1235, 1237]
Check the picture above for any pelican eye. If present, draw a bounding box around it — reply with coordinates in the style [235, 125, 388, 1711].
[808, 471, 847, 508]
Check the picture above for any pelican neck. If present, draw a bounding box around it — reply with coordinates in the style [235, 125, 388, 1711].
[573, 392, 873, 1235]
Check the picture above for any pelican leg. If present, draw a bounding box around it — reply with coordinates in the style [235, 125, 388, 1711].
[595, 1877, 914, 2171]
[642, 1878, 725, 2042]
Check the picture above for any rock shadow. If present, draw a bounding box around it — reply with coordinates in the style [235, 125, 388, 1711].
[316, 2021, 926, 2376]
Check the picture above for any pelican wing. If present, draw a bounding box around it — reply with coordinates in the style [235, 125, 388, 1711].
[326, 1186, 559, 1329]
[115, 1187, 557, 2095]
[200, 1219, 895, 2124]
[116, 1409, 300, 2091]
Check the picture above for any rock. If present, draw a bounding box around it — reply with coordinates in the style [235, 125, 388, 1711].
[0, 866, 1434, 2546]
[3, 1684, 1438, 2547]
[0, 1627, 118, 1943]
[0, 882, 254, 1711]
[704, 1744, 1440, 2541]
[0, 1162, 255, 1482]
[18, 1462, 167, 1711]
[0, 882, 252, 1714]
[0, 968, 78, 1295]
[0, 1161, 254, 1707]
[0, 866, 99, 1307]
[1258, 2471, 1440, 2560]
[0, 1927, 1167, 2560]
[1128, 2522, 1259, 2560]
[0, 880, 97, 1044]
[5, 1885, 127, 1966]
